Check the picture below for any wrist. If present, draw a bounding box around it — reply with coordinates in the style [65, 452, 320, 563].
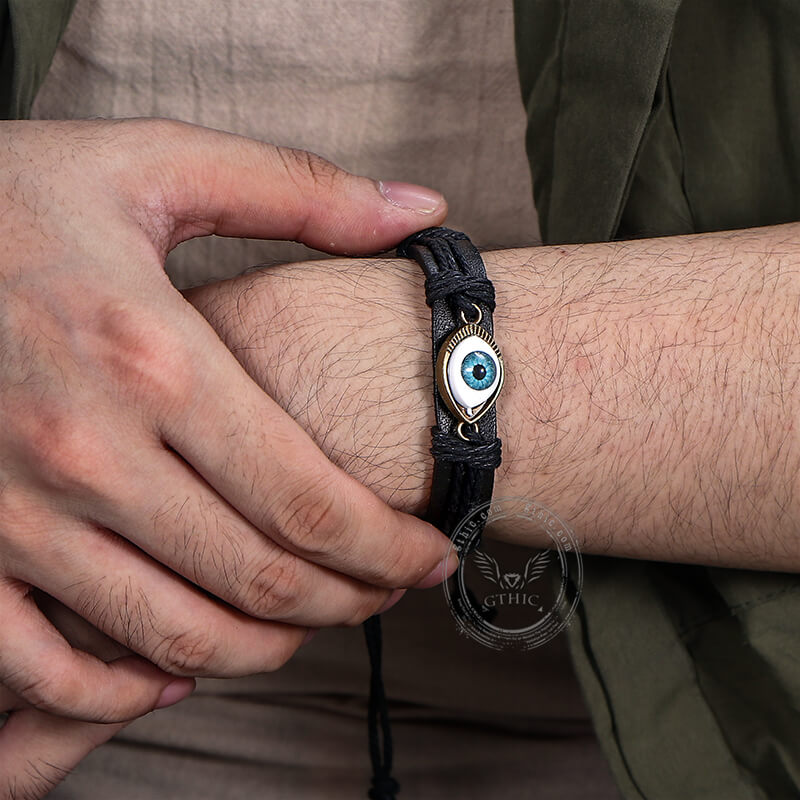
[189, 247, 556, 525]
[194, 223, 800, 569]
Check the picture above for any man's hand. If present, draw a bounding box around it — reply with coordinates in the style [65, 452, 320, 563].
[0, 118, 456, 727]
[17, 215, 800, 797]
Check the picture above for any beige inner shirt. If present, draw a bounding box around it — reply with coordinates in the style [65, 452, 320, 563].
[33, 0, 541, 288]
[33, 1, 622, 797]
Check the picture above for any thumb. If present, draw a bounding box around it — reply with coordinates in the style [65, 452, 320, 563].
[116, 119, 448, 256]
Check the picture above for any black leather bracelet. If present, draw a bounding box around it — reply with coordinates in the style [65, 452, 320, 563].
[397, 227, 503, 540]
[360, 228, 504, 800]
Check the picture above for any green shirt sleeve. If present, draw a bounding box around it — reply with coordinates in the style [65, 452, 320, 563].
[514, 0, 800, 245]
[0, 0, 75, 119]
[513, 0, 681, 245]
[514, 2, 800, 797]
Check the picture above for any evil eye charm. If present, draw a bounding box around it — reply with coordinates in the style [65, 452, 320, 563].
[435, 323, 504, 424]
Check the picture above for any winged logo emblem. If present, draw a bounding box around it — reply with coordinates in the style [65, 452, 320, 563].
[471, 548, 551, 590]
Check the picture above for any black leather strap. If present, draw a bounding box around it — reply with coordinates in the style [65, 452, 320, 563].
[397, 227, 502, 539]
[361, 228, 502, 800]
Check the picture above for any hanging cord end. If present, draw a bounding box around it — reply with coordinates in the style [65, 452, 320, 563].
[368, 773, 401, 800]
[363, 614, 400, 800]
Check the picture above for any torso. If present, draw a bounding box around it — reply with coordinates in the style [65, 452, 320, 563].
[36, 2, 621, 797]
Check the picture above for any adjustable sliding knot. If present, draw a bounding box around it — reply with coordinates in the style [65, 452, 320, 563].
[423, 272, 495, 315]
[398, 226, 496, 319]
[396, 226, 467, 254]
[430, 426, 502, 470]
[368, 775, 400, 800]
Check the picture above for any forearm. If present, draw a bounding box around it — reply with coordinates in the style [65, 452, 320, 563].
[190, 221, 800, 571]
[490, 224, 800, 570]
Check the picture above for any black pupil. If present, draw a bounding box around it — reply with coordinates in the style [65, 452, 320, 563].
[472, 364, 487, 380]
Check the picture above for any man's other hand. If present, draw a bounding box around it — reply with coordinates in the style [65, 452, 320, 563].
[0, 119, 455, 727]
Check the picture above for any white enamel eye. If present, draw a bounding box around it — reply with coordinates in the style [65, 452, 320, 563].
[446, 335, 501, 415]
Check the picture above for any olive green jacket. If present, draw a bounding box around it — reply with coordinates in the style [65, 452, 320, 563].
[0, 0, 74, 119]
[515, 1, 800, 797]
[4, 1, 800, 796]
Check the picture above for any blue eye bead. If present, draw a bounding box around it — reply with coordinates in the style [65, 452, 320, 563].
[438, 326, 504, 423]
[461, 351, 496, 390]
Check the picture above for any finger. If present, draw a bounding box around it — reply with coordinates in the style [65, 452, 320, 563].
[0, 594, 192, 800]
[83, 440, 399, 627]
[116, 119, 447, 254]
[12, 515, 311, 678]
[0, 594, 129, 713]
[32, 589, 130, 662]
[158, 320, 456, 590]
[0, 709, 127, 799]
[0, 578, 195, 722]
[0, 593, 128, 714]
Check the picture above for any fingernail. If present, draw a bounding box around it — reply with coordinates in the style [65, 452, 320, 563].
[378, 180, 445, 214]
[302, 628, 319, 646]
[377, 588, 407, 614]
[414, 550, 460, 589]
[156, 678, 195, 709]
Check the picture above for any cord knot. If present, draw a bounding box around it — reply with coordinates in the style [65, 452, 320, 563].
[368, 774, 400, 800]
[396, 226, 467, 255]
[424, 272, 495, 315]
[430, 427, 502, 470]
[397, 227, 496, 317]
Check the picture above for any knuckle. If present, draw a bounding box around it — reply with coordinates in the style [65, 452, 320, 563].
[271, 472, 352, 558]
[372, 534, 418, 585]
[344, 589, 391, 627]
[155, 629, 219, 675]
[16, 669, 77, 716]
[241, 554, 302, 620]
[259, 636, 302, 672]
[114, 118, 195, 175]
[0, 484, 43, 550]
[13, 405, 114, 498]
[277, 147, 340, 191]
[91, 301, 194, 413]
